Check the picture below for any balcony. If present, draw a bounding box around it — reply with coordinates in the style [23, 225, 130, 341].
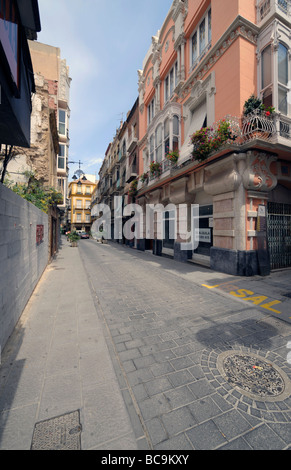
[126, 164, 137, 183]
[127, 134, 138, 154]
[139, 112, 291, 191]
[257, 0, 291, 24]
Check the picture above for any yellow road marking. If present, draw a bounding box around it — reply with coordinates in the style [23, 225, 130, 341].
[202, 284, 220, 289]
[202, 285, 282, 314]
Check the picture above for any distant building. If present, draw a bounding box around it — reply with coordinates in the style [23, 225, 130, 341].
[68, 176, 97, 233]
[28, 41, 72, 212]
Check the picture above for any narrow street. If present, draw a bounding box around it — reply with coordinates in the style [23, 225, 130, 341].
[0, 237, 291, 451]
[78, 239, 291, 450]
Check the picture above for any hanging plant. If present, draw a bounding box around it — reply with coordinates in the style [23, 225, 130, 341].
[149, 161, 162, 177]
[129, 178, 138, 196]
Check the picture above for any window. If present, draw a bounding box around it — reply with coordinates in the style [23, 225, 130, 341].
[76, 213, 82, 222]
[155, 124, 163, 162]
[260, 41, 289, 115]
[86, 214, 91, 223]
[208, 8, 212, 43]
[164, 118, 170, 155]
[199, 19, 206, 54]
[85, 200, 90, 209]
[149, 113, 181, 165]
[76, 199, 82, 209]
[278, 43, 288, 114]
[163, 116, 179, 154]
[173, 115, 179, 151]
[262, 45, 272, 90]
[165, 62, 178, 102]
[122, 139, 126, 156]
[192, 32, 198, 65]
[57, 144, 66, 170]
[86, 186, 91, 194]
[148, 98, 155, 125]
[190, 8, 212, 71]
[149, 134, 154, 162]
[58, 109, 66, 136]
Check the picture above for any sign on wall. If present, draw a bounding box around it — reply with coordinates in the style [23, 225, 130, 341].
[195, 228, 211, 243]
[36, 225, 44, 245]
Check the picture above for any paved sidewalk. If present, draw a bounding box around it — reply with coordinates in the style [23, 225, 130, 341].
[0, 237, 139, 450]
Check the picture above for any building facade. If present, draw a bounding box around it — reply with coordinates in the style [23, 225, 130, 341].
[28, 41, 72, 213]
[95, 0, 291, 276]
[68, 176, 97, 233]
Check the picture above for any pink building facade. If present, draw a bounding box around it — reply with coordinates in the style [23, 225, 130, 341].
[134, 0, 291, 275]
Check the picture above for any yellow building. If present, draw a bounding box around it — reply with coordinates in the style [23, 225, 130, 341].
[68, 176, 97, 233]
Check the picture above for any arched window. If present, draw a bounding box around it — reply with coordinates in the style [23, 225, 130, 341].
[149, 134, 154, 162]
[164, 118, 170, 155]
[278, 43, 288, 85]
[173, 115, 179, 151]
[261, 45, 272, 90]
[155, 124, 163, 162]
[278, 43, 288, 114]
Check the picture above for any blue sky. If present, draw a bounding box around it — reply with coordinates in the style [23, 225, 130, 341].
[37, 0, 173, 180]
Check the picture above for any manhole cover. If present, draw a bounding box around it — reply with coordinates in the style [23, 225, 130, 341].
[31, 410, 81, 450]
[217, 352, 288, 400]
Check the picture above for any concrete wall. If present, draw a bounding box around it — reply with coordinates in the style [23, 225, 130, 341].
[0, 183, 49, 352]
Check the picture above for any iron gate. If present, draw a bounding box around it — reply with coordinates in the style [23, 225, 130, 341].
[267, 202, 291, 269]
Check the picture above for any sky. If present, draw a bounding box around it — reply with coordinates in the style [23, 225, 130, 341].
[37, 0, 173, 181]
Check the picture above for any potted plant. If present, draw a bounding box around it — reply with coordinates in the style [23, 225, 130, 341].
[165, 149, 179, 164]
[243, 95, 265, 117]
[140, 172, 149, 183]
[190, 119, 237, 162]
[67, 230, 80, 247]
[149, 161, 162, 178]
[242, 95, 275, 139]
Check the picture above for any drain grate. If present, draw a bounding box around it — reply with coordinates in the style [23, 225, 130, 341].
[31, 410, 81, 450]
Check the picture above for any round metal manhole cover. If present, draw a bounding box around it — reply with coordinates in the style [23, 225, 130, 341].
[222, 354, 284, 398]
[217, 351, 291, 402]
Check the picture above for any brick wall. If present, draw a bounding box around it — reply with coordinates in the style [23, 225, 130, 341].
[0, 183, 49, 352]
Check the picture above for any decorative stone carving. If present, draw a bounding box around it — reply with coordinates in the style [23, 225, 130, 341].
[242, 151, 278, 192]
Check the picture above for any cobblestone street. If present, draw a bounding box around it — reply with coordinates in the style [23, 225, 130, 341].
[79, 240, 291, 450]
